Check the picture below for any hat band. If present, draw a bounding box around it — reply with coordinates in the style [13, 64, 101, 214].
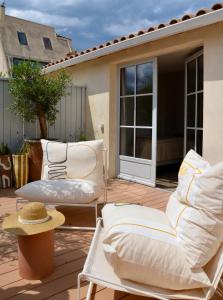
[18, 215, 50, 225]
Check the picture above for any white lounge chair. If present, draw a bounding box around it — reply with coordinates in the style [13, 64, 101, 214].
[77, 218, 223, 300]
[16, 141, 108, 231]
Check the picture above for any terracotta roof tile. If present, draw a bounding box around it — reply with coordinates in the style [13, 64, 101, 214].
[147, 27, 155, 32]
[196, 9, 211, 16]
[212, 3, 223, 9]
[169, 18, 179, 25]
[137, 30, 146, 35]
[44, 3, 223, 69]
[157, 23, 166, 29]
[182, 14, 194, 21]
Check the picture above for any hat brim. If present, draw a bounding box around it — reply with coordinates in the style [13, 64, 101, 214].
[2, 209, 65, 236]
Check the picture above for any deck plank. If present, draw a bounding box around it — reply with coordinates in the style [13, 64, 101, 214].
[0, 179, 221, 300]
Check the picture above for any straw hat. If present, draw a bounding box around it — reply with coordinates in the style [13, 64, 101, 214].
[2, 202, 65, 236]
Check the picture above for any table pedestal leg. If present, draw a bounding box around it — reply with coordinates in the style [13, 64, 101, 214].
[18, 230, 54, 280]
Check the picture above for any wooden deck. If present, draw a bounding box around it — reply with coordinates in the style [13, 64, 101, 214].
[0, 179, 221, 300]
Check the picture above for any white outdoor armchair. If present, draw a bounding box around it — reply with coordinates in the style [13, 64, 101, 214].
[16, 139, 108, 230]
[77, 218, 223, 300]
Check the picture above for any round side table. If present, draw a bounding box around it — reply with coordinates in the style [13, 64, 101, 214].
[17, 230, 54, 280]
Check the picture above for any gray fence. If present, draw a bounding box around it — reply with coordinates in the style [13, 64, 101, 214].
[0, 78, 86, 152]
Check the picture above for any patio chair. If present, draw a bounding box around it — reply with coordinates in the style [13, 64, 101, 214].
[78, 150, 223, 299]
[16, 140, 108, 230]
[77, 218, 223, 300]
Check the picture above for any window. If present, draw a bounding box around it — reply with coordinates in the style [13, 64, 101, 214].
[185, 52, 203, 155]
[17, 32, 28, 45]
[120, 62, 153, 160]
[12, 57, 49, 67]
[43, 37, 53, 50]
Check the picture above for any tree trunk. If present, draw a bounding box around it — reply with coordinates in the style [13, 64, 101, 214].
[36, 106, 47, 139]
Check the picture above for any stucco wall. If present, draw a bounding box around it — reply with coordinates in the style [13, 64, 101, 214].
[3, 16, 71, 62]
[203, 25, 223, 164]
[0, 39, 8, 74]
[63, 22, 223, 176]
[0, 6, 72, 73]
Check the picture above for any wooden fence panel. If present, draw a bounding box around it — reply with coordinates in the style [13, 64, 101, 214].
[0, 79, 86, 152]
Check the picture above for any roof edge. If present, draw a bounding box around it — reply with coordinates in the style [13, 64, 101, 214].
[43, 9, 223, 74]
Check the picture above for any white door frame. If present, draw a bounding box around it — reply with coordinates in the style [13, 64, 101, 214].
[116, 57, 157, 186]
[184, 49, 203, 155]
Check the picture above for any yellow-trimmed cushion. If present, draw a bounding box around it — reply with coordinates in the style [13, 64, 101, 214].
[177, 150, 210, 205]
[102, 204, 210, 290]
[166, 150, 223, 268]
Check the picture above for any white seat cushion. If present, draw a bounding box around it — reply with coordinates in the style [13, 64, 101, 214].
[102, 203, 210, 290]
[166, 150, 223, 268]
[15, 179, 104, 204]
[41, 139, 105, 189]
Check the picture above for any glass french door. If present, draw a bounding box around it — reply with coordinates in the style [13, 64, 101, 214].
[185, 51, 203, 155]
[118, 59, 157, 186]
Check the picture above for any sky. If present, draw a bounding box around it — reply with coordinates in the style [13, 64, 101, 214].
[5, 0, 218, 51]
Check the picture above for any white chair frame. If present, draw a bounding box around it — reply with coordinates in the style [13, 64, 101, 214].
[16, 148, 108, 231]
[77, 218, 223, 300]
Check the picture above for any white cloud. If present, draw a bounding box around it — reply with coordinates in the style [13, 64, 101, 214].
[7, 8, 91, 28]
[104, 18, 153, 36]
[81, 31, 99, 39]
[6, 0, 217, 50]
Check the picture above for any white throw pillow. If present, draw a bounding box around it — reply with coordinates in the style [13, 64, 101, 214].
[166, 190, 187, 229]
[15, 179, 104, 204]
[176, 161, 223, 268]
[177, 150, 210, 205]
[166, 150, 209, 228]
[166, 150, 223, 268]
[41, 139, 104, 189]
[102, 204, 210, 290]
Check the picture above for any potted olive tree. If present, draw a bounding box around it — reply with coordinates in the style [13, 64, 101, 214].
[9, 61, 70, 181]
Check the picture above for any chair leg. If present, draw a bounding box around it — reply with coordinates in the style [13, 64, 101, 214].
[95, 203, 98, 226]
[216, 279, 223, 297]
[86, 282, 94, 300]
[77, 274, 94, 300]
[77, 273, 82, 300]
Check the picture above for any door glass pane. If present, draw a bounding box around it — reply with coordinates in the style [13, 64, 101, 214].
[135, 129, 152, 159]
[197, 92, 203, 128]
[120, 97, 134, 126]
[136, 62, 153, 94]
[198, 55, 203, 91]
[187, 59, 196, 93]
[187, 95, 195, 127]
[136, 96, 152, 126]
[197, 130, 203, 155]
[120, 66, 135, 96]
[120, 128, 134, 156]
[186, 129, 195, 153]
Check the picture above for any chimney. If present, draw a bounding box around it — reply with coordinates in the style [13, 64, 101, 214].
[0, 2, 5, 23]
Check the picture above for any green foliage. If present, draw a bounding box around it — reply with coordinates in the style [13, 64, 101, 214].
[8, 60, 71, 138]
[78, 132, 87, 141]
[15, 142, 29, 155]
[0, 143, 11, 155]
[0, 72, 7, 78]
